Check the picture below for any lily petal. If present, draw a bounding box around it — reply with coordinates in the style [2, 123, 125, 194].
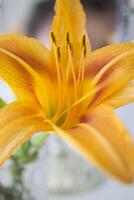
[85, 43, 134, 77]
[52, 0, 91, 65]
[0, 34, 51, 76]
[53, 105, 134, 183]
[0, 35, 60, 116]
[0, 47, 55, 116]
[104, 81, 134, 108]
[0, 48, 35, 100]
[87, 49, 134, 108]
[0, 101, 47, 165]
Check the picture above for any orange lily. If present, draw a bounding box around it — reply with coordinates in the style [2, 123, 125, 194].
[0, 0, 134, 183]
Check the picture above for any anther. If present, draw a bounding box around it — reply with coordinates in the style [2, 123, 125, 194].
[57, 47, 61, 60]
[66, 32, 72, 51]
[82, 35, 87, 57]
[51, 32, 56, 44]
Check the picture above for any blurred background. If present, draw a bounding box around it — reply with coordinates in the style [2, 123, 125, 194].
[0, 0, 134, 199]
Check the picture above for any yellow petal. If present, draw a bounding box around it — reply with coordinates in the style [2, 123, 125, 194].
[0, 101, 47, 165]
[87, 49, 134, 108]
[104, 81, 134, 108]
[0, 35, 59, 116]
[0, 34, 51, 76]
[52, 105, 134, 183]
[52, 0, 91, 65]
[0, 47, 54, 116]
[0, 101, 41, 127]
[86, 105, 134, 180]
[85, 43, 134, 77]
[0, 48, 34, 100]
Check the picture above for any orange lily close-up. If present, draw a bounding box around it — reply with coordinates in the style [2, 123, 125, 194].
[0, 0, 134, 184]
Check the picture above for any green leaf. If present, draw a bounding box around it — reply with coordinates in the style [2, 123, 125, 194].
[0, 98, 6, 108]
[32, 132, 49, 147]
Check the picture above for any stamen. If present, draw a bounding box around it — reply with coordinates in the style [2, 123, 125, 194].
[77, 48, 85, 85]
[67, 32, 72, 51]
[77, 35, 86, 85]
[57, 46, 61, 60]
[69, 52, 77, 105]
[66, 33, 77, 99]
[63, 36, 87, 127]
[82, 35, 87, 57]
[59, 60, 71, 124]
[58, 82, 105, 121]
[54, 33, 73, 114]
[50, 32, 57, 44]
[58, 33, 78, 127]
[51, 32, 63, 117]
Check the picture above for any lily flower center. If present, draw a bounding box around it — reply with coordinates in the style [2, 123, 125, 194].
[48, 32, 94, 128]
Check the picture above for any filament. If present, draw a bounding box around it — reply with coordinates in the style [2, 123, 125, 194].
[58, 82, 105, 121]
[77, 47, 85, 85]
[50, 32, 63, 116]
[77, 35, 87, 89]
